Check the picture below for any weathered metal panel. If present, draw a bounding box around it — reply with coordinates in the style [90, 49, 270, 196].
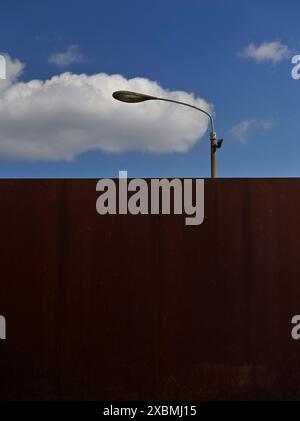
[0, 179, 300, 400]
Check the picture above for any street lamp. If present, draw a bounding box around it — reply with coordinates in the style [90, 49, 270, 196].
[112, 90, 223, 178]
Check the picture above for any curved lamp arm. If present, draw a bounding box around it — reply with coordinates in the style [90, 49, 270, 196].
[154, 97, 215, 134]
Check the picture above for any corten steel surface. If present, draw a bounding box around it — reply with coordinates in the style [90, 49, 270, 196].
[0, 179, 300, 400]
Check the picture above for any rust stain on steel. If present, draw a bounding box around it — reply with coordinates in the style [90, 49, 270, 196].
[0, 178, 300, 400]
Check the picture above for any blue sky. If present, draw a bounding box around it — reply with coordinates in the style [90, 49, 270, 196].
[0, 0, 299, 178]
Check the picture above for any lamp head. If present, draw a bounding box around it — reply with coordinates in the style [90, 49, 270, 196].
[112, 90, 157, 103]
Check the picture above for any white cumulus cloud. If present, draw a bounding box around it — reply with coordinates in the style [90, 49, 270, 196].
[230, 118, 273, 141]
[239, 41, 291, 64]
[49, 45, 83, 67]
[0, 55, 212, 161]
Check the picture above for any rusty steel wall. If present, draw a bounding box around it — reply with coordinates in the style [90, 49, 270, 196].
[0, 179, 300, 400]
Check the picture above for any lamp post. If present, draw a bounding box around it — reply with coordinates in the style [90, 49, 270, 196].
[112, 90, 223, 178]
